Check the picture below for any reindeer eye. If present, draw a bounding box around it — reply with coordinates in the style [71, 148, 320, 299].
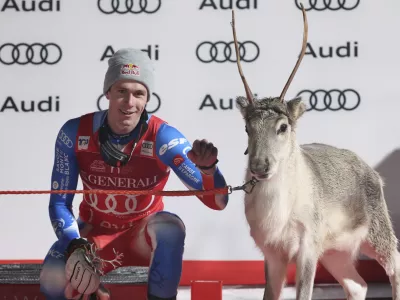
[278, 124, 287, 134]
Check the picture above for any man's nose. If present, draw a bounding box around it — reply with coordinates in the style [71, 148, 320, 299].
[126, 94, 136, 107]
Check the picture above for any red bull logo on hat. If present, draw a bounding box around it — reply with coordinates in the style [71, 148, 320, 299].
[120, 63, 140, 76]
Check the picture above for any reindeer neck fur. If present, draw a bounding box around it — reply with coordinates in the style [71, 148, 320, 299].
[243, 132, 312, 246]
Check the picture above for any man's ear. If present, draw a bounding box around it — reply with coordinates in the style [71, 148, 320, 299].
[287, 96, 306, 121]
[105, 91, 111, 100]
[236, 96, 250, 118]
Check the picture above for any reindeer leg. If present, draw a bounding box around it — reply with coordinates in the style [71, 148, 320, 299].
[361, 241, 400, 300]
[295, 243, 317, 300]
[320, 250, 367, 300]
[262, 249, 289, 300]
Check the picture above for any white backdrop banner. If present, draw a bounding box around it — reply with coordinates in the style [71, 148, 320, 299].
[0, 0, 399, 271]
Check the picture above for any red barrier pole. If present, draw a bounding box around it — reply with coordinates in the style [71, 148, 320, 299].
[191, 280, 223, 300]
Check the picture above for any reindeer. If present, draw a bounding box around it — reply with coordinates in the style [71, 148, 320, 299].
[230, 4, 400, 300]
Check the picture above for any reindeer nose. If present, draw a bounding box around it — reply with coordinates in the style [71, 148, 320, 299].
[250, 159, 269, 176]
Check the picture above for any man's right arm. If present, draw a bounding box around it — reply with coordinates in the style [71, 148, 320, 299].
[49, 118, 81, 252]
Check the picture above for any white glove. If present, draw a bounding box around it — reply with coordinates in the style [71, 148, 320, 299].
[64, 247, 100, 295]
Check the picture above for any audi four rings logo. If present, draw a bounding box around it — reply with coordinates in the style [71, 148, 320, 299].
[97, 93, 161, 113]
[0, 43, 62, 65]
[297, 89, 361, 111]
[86, 192, 155, 215]
[97, 0, 162, 14]
[196, 41, 260, 63]
[295, 0, 360, 11]
[58, 130, 73, 148]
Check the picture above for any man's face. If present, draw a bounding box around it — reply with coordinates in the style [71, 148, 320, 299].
[105, 79, 148, 135]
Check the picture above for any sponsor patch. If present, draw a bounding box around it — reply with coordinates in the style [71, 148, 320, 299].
[140, 140, 154, 157]
[52, 181, 59, 189]
[120, 63, 140, 76]
[78, 136, 90, 150]
[173, 154, 185, 167]
[90, 160, 106, 173]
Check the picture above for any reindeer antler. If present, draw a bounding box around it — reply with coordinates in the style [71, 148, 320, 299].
[279, 3, 308, 102]
[231, 9, 254, 104]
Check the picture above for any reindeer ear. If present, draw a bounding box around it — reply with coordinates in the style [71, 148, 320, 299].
[287, 96, 306, 121]
[236, 96, 250, 117]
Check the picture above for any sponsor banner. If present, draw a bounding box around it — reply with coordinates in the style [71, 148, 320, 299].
[0, 1, 399, 275]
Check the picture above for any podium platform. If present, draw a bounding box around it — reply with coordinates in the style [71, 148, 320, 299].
[0, 263, 149, 299]
[0, 263, 394, 299]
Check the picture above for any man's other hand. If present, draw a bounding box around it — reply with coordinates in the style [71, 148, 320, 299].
[187, 139, 218, 174]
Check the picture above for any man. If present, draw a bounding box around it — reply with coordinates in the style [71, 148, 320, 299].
[39, 48, 229, 300]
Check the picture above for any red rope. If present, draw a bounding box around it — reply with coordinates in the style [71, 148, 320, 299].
[0, 187, 230, 196]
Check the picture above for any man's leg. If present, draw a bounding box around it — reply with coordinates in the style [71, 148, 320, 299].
[39, 240, 68, 300]
[141, 211, 186, 300]
[40, 219, 108, 300]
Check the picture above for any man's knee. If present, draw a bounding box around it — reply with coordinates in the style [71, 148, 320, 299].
[147, 211, 186, 247]
[39, 242, 67, 299]
[146, 212, 185, 299]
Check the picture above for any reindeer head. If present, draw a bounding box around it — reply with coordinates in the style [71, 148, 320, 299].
[232, 4, 308, 181]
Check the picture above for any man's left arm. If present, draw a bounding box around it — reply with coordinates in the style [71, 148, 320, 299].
[155, 123, 229, 210]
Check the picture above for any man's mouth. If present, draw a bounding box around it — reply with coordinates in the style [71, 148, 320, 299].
[119, 109, 136, 116]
